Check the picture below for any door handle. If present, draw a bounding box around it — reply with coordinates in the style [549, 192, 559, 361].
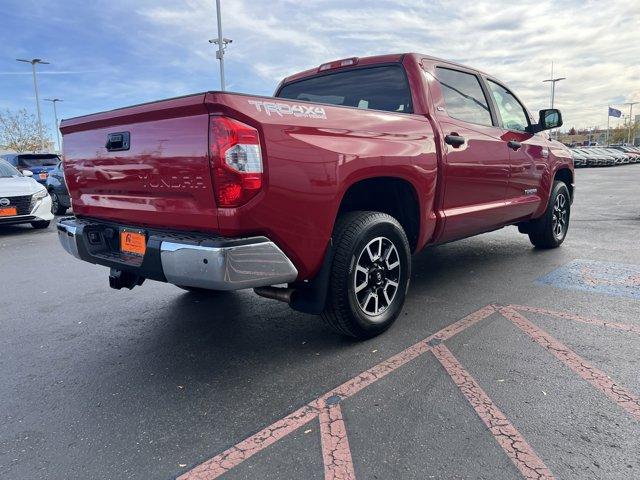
[507, 140, 522, 151]
[444, 134, 465, 148]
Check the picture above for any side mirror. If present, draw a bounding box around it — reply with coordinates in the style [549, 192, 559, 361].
[527, 108, 562, 133]
[22, 169, 34, 177]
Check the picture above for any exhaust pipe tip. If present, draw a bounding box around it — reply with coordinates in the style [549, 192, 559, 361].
[254, 286, 296, 304]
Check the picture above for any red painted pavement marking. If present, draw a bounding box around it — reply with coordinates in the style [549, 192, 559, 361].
[499, 306, 640, 421]
[314, 304, 496, 404]
[432, 344, 554, 479]
[509, 304, 640, 335]
[178, 305, 496, 479]
[319, 400, 356, 480]
[177, 405, 319, 480]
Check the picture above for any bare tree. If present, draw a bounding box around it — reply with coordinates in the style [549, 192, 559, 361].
[0, 109, 52, 152]
[609, 124, 638, 144]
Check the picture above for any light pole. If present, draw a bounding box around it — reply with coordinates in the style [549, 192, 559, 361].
[542, 62, 565, 139]
[208, 0, 232, 91]
[16, 58, 50, 151]
[44, 98, 63, 153]
[622, 102, 638, 145]
[543, 70, 566, 109]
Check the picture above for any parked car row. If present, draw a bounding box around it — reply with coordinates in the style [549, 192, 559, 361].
[0, 153, 71, 216]
[0, 159, 54, 229]
[570, 145, 640, 167]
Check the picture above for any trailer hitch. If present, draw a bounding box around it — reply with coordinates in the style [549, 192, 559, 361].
[109, 268, 145, 290]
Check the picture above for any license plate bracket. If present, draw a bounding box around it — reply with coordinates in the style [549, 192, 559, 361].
[0, 207, 17, 217]
[119, 228, 146, 256]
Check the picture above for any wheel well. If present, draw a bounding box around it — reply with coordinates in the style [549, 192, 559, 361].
[554, 168, 573, 199]
[337, 177, 420, 251]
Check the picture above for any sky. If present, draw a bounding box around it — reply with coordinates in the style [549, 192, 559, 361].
[1, 0, 639, 143]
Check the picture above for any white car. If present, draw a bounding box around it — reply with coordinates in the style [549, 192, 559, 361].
[0, 159, 54, 229]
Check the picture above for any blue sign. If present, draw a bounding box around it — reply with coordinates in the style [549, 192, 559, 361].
[537, 259, 640, 300]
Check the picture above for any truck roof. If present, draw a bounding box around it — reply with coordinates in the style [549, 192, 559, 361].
[279, 52, 489, 86]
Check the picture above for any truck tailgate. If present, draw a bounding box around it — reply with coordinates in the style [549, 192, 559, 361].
[60, 93, 219, 231]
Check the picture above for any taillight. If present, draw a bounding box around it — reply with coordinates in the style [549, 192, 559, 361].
[209, 116, 263, 207]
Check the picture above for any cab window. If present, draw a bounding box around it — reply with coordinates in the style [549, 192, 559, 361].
[486, 80, 530, 132]
[435, 67, 493, 126]
[277, 65, 413, 114]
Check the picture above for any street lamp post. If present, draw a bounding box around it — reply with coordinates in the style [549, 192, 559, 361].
[622, 102, 638, 145]
[543, 62, 565, 139]
[208, 0, 232, 91]
[16, 58, 50, 151]
[44, 98, 63, 153]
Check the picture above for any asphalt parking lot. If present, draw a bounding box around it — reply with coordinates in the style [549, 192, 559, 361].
[1, 166, 639, 480]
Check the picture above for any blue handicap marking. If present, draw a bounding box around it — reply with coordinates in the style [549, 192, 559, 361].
[537, 259, 640, 300]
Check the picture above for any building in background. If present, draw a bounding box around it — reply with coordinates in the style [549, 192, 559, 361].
[557, 128, 607, 146]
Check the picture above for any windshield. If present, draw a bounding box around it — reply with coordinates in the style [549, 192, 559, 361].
[277, 65, 413, 114]
[0, 160, 21, 177]
[16, 154, 60, 168]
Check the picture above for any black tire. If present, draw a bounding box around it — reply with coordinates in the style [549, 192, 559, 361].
[50, 191, 67, 215]
[321, 211, 411, 339]
[31, 221, 51, 229]
[527, 181, 570, 249]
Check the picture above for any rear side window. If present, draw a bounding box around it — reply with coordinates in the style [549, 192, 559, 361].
[277, 65, 413, 113]
[16, 154, 60, 168]
[435, 67, 492, 126]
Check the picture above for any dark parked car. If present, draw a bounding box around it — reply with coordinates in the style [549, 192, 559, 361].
[578, 148, 614, 166]
[572, 148, 602, 167]
[1, 153, 61, 185]
[45, 161, 70, 215]
[569, 149, 587, 167]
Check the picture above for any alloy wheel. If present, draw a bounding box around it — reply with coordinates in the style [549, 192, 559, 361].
[353, 236, 401, 317]
[552, 192, 568, 239]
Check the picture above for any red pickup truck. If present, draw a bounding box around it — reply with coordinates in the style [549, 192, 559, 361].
[58, 53, 573, 339]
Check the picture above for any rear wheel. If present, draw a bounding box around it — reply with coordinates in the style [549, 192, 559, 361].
[31, 221, 50, 229]
[322, 211, 411, 339]
[526, 181, 570, 248]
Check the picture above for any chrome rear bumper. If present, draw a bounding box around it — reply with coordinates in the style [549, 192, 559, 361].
[57, 218, 298, 291]
[159, 240, 298, 290]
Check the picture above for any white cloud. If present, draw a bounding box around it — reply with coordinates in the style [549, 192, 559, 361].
[7, 0, 637, 129]
[133, 0, 640, 129]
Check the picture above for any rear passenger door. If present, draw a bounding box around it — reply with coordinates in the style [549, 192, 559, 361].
[484, 78, 546, 223]
[431, 67, 510, 242]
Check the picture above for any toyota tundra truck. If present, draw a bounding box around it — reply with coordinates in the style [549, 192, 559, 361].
[57, 53, 573, 339]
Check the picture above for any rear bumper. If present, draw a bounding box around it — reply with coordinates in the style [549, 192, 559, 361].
[57, 217, 298, 290]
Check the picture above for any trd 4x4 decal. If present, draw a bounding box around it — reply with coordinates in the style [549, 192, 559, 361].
[248, 100, 327, 119]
